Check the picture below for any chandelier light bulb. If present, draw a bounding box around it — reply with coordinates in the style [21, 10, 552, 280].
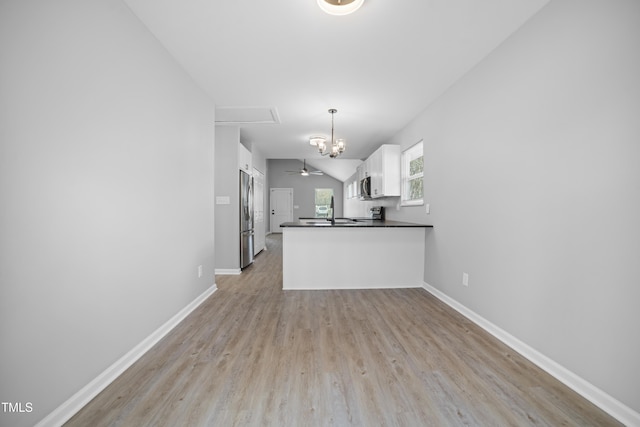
[309, 136, 326, 146]
[330, 145, 340, 157]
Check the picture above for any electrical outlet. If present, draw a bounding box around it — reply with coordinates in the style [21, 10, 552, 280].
[462, 273, 469, 287]
[198, 265, 203, 278]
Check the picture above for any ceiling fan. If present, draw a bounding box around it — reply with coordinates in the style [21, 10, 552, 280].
[286, 159, 323, 176]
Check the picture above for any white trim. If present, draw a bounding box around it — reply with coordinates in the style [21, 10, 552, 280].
[421, 282, 640, 427]
[400, 199, 424, 207]
[401, 140, 424, 205]
[283, 284, 423, 291]
[215, 268, 241, 275]
[35, 284, 218, 427]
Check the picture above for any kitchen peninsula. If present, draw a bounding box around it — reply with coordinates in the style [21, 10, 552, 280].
[280, 219, 432, 290]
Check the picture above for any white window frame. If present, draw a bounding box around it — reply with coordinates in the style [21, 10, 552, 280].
[401, 140, 424, 206]
[314, 188, 334, 218]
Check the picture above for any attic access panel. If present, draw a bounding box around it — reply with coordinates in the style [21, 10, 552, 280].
[215, 106, 281, 124]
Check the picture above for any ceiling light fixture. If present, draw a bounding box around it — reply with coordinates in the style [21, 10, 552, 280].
[309, 136, 326, 147]
[317, 0, 364, 16]
[285, 159, 324, 176]
[309, 109, 346, 158]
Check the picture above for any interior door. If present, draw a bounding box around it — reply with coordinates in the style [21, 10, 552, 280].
[270, 188, 293, 233]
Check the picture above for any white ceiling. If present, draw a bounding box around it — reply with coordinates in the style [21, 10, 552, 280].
[124, 0, 549, 180]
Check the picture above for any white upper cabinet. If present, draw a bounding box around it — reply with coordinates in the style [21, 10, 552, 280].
[369, 144, 400, 198]
[357, 161, 369, 181]
[238, 143, 252, 174]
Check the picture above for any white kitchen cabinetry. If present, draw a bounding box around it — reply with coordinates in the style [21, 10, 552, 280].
[357, 160, 370, 182]
[369, 144, 400, 198]
[238, 143, 252, 173]
[283, 227, 425, 290]
[355, 163, 364, 199]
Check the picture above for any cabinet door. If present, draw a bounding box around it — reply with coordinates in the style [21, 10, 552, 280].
[369, 148, 383, 198]
[238, 143, 252, 173]
[358, 160, 370, 179]
[381, 145, 400, 197]
[253, 168, 265, 255]
[363, 144, 401, 198]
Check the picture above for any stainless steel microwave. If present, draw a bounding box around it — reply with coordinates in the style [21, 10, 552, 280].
[360, 176, 372, 199]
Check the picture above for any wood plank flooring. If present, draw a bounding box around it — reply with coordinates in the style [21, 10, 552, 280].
[66, 234, 621, 426]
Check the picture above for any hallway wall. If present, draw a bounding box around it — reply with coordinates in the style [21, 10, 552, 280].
[0, 1, 215, 425]
[386, 0, 640, 418]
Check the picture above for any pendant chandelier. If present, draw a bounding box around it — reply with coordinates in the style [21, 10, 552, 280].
[309, 108, 346, 158]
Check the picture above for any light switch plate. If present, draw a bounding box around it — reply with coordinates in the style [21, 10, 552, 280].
[425, 203, 430, 214]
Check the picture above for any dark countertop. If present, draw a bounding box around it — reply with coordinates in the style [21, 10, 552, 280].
[281, 218, 433, 228]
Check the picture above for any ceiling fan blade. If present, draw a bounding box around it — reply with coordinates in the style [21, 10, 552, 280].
[286, 163, 321, 176]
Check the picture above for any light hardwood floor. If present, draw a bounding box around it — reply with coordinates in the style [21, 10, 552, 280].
[66, 234, 621, 426]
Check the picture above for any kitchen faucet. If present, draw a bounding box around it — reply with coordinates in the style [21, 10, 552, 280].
[330, 195, 335, 225]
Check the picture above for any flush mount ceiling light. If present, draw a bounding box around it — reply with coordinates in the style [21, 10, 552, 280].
[317, 0, 364, 16]
[309, 109, 346, 158]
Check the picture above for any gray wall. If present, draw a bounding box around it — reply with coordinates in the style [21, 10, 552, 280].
[268, 159, 344, 229]
[386, 0, 640, 414]
[0, 1, 215, 426]
[214, 127, 240, 270]
[214, 136, 269, 269]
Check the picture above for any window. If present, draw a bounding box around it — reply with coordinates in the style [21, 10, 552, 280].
[315, 188, 334, 218]
[401, 140, 424, 206]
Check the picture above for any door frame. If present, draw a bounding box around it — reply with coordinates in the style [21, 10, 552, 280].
[269, 188, 293, 233]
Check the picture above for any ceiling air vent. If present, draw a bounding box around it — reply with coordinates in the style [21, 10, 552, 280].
[215, 106, 281, 125]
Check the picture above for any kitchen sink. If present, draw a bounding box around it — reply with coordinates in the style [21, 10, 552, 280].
[300, 218, 360, 225]
[332, 218, 358, 224]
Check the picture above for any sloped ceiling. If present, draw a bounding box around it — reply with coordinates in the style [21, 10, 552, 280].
[124, 0, 549, 180]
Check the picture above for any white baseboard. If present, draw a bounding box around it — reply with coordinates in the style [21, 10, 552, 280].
[421, 282, 640, 427]
[215, 268, 241, 275]
[283, 284, 423, 291]
[36, 284, 218, 427]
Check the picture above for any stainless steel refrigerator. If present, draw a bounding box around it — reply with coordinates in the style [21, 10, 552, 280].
[239, 170, 254, 269]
